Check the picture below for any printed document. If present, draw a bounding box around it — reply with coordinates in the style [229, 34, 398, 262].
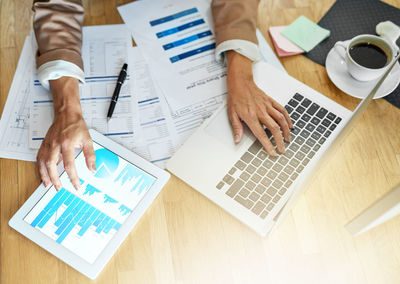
[0, 36, 37, 161]
[118, 0, 227, 113]
[29, 25, 136, 150]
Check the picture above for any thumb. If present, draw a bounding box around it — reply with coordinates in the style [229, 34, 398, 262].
[228, 110, 244, 143]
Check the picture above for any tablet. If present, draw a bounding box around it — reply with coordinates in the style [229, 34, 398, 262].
[9, 129, 170, 279]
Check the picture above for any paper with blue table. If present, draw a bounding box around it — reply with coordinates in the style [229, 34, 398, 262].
[24, 141, 156, 264]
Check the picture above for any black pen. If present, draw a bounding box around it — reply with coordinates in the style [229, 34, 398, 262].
[107, 63, 128, 121]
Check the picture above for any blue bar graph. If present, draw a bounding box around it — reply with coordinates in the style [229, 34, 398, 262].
[150, 8, 198, 26]
[156, 19, 205, 38]
[169, 43, 216, 63]
[163, 30, 212, 50]
[30, 188, 122, 244]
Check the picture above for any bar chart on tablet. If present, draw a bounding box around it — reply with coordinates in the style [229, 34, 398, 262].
[24, 143, 157, 263]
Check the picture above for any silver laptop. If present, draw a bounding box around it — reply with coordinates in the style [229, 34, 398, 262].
[167, 57, 398, 236]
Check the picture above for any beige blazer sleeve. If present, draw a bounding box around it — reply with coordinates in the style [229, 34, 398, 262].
[211, 0, 260, 46]
[32, 0, 85, 70]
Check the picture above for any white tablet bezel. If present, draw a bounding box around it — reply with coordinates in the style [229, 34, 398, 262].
[9, 129, 170, 279]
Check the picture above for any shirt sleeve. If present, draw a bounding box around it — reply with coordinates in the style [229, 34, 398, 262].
[36, 60, 85, 90]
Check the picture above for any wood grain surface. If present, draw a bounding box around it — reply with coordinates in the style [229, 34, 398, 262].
[1, 0, 399, 283]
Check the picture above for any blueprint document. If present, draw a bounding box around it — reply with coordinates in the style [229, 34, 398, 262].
[29, 25, 136, 150]
[118, 0, 227, 113]
[0, 35, 37, 161]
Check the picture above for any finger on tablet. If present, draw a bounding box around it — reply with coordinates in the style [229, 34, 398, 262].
[83, 140, 96, 172]
[62, 144, 80, 190]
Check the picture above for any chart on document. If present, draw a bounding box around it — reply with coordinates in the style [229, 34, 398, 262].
[118, 0, 227, 113]
[24, 142, 156, 264]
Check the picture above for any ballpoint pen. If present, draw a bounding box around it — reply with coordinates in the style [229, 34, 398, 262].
[107, 63, 128, 121]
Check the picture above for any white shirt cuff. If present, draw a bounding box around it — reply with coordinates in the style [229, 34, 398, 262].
[215, 39, 260, 65]
[37, 60, 85, 90]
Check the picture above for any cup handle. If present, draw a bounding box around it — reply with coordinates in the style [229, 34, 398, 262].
[334, 41, 347, 61]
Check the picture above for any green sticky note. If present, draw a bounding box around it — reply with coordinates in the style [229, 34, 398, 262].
[281, 16, 330, 52]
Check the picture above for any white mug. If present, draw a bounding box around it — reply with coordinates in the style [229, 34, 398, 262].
[334, 34, 399, 81]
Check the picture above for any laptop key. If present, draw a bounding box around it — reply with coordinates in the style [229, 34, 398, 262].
[319, 137, 326, 144]
[306, 138, 316, 147]
[313, 144, 321, 151]
[311, 117, 321, 125]
[241, 152, 253, 163]
[308, 151, 316, 158]
[300, 145, 311, 154]
[285, 105, 294, 114]
[295, 151, 305, 161]
[272, 180, 283, 188]
[288, 99, 299, 107]
[267, 187, 277, 196]
[316, 125, 326, 134]
[278, 172, 289, 182]
[306, 103, 319, 115]
[257, 166, 267, 176]
[245, 181, 256, 190]
[305, 123, 315, 132]
[235, 160, 246, 171]
[245, 165, 256, 174]
[291, 172, 299, 180]
[223, 174, 234, 185]
[225, 179, 244, 197]
[240, 172, 250, 181]
[229, 167, 236, 175]
[252, 201, 266, 215]
[239, 188, 251, 198]
[296, 165, 305, 173]
[321, 118, 331, 127]
[296, 120, 306, 129]
[216, 181, 224, 190]
[335, 117, 342, 124]
[292, 127, 300, 135]
[273, 195, 281, 203]
[267, 203, 275, 211]
[293, 93, 304, 101]
[301, 113, 311, 122]
[324, 130, 332, 138]
[279, 188, 287, 195]
[302, 158, 310, 166]
[316, 108, 328, 119]
[291, 112, 300, 120]
[267, 170, 278, 180]
[329, 124, 337, 131]
[284, 149, 294, 159]
[289, 143, 300, 152]
[327, 112, 336, 120]
[301, 98, 312, 108]
[284, 165, 295, 175]
[260, 210, 269, 219]
[261, 177, 272, 186]
[255, 184, 266, 195]
[257, 151, 268, 160]
[251, 158, 262, 167]
[251, 173, 262, 183]
[295, 137, 305, 145]
[248, 140, 262, 155]
[272, 163, 283, 172]
[278, 156, 289, 165]
[311, 132, 321, 140]
[289, 159, 300, 168]
[261, 194, 272, 204]
[234, 195, 254, 209]
[300, 130, 310, 138]
[249, 192, 260, 202]
[263, 159, 273, 169]
[297, 106, 306, 114]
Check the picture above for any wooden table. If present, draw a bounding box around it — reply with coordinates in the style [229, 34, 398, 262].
[1, 0, 399, 283]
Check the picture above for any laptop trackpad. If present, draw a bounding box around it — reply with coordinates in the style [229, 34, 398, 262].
[204, 105, 236, 146]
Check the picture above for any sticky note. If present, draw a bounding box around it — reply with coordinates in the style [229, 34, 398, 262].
[268, 26, 304, 57]
[281, 16, 330, 52]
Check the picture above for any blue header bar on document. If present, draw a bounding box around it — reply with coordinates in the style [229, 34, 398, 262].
[169, 43, 216, 63]
[150, 7, 198, 26]
[163, 30, 212, 50]
[156, 19, 205, 38]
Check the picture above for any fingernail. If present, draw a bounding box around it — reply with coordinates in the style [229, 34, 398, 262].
[234, 134, 240, 143]
[91, 163, 97, 172]
[272, 150, 278, 156]
[74, 184, 81, 191]
[55, 184, 62, 191]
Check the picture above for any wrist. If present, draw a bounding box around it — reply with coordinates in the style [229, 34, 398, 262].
[49, 77, 82, 117]
[226, 50, 253, 79]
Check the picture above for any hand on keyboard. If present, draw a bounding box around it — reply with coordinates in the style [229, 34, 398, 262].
[226, 51, 293, 155]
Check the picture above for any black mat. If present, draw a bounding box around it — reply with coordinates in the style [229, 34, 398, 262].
[304, 0, 400, 108]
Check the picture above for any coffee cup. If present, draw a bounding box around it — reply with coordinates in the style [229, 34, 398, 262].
[334, 34, 399, 81]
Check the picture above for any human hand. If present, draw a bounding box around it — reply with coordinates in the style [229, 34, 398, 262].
[36, 77, 96, 191]
[226, 51, 293, 155]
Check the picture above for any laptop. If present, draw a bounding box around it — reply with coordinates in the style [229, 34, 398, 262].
[167, 56, 398, 236]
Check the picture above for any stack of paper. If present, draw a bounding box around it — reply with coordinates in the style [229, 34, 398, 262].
[0, 0, 286, 169]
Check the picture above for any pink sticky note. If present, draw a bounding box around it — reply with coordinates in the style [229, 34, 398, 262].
[268, 26, 304, 57]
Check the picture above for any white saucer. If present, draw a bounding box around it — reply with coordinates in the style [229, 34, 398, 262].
[325, 45, 400, 99]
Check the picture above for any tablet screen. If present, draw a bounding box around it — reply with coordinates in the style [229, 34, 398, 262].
[24, 142, 157, 264]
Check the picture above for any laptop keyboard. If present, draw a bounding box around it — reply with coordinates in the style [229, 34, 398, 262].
[216, 93, 342, 219]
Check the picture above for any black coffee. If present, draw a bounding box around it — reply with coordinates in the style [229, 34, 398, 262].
[349, 42, 388, 69]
